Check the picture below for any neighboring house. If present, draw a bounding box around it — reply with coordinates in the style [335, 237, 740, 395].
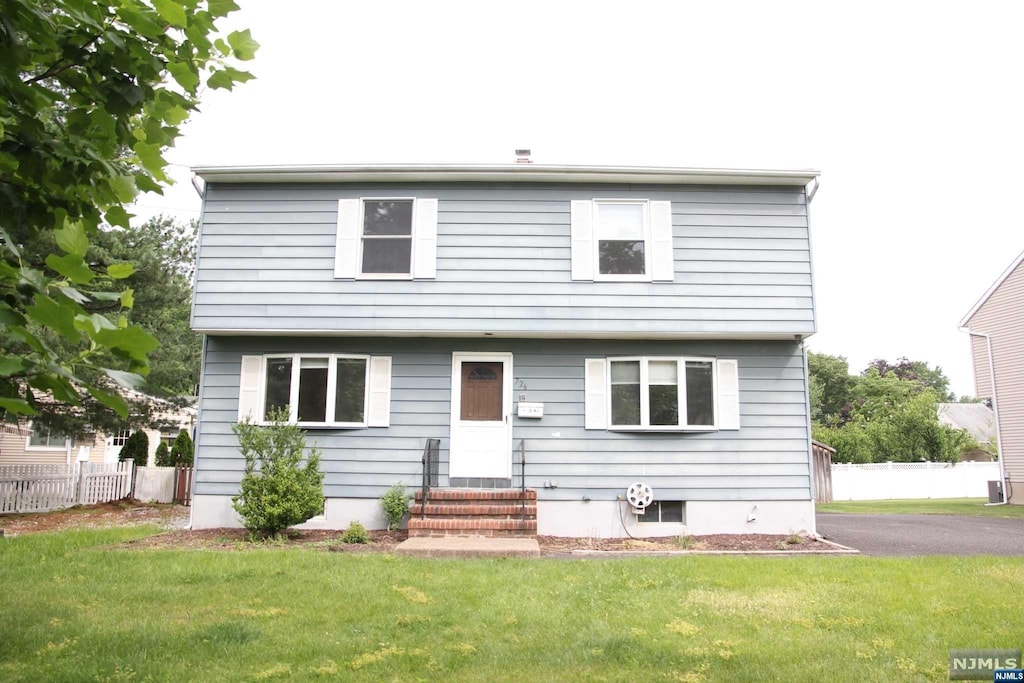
[961, 247, 1024, 503]
[189, 161, 821, 536]
[0, 397, 196, 468]
[936, 402, 996, 461]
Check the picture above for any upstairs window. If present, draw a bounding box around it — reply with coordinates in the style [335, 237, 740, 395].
[334, 197, 438, 280]
[360, 200, 413, 276]
[570, 199, 674, 282]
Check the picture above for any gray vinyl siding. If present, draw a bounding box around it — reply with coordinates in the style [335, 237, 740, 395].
[195, 337, 811, 503]
[192, 183, 814, 336]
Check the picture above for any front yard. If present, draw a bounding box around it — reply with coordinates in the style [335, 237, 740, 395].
[1, 524, 1022, 681]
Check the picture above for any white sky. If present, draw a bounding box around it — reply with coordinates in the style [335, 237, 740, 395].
[135, 0, 1024, 398]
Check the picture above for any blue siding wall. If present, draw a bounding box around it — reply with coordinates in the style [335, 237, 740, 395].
[192, 183, 813, 336]
[196, 337, 811, 503]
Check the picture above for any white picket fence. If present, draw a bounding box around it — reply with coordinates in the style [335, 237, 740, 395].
[831, 461, 1001, 501]
[0, 462, 134, 514]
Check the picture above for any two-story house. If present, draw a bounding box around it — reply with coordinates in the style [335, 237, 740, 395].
[188, 162, 821, 537]
[960, 247, 1024, 504]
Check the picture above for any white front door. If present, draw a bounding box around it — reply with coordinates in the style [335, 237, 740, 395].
[449, 353, 512, 480]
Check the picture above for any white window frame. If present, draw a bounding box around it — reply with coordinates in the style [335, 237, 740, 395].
[111, 429, 132, 447]
[357, 197, 417, 280]
[25, 422, 71, 451]
[592, 199, 651, 282]
[607, 356, 719, 431]
[261, 353, 371, 428]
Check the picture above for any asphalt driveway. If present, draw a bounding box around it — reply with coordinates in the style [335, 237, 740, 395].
[817, 513, 1024, 556]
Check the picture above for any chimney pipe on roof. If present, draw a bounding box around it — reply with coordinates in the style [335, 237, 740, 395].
[515, 149, 532, 164]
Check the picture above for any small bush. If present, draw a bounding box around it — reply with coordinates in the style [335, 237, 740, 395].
[341, 521, 369, 544]
[171, 429, 194, 466]
[154, 442, 173, 467]
[231, 409, 325, 538]
[380, 483, 412, 530]
[119, 430, 149, 466]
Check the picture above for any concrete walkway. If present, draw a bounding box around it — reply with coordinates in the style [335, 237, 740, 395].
[395, 536, 540, 558]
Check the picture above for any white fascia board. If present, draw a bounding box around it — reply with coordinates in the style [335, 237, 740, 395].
[960, 247, 1024, 327]
[192, 163, 820, 187]
[192, 328, 813, 341]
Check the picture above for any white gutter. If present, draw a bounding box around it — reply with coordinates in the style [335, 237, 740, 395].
[191, 163, 820, 187]
[959, 328, 1009, 504]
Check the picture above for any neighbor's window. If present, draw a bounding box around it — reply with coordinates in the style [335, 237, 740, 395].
[111, 429, 131, 447]
[28, 424, 69, 449]
[360, 199, 414, 276]
[595, 201, 648, 278]
[637, 500, 685, 523]
[609, 357, 716, 429]
[262, 354, 369, 427]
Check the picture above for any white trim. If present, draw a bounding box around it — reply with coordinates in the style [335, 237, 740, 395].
[960, 247, 1024, 326]
[592, 199, 652, 282]
[606, 356, 719, 431]
[449, 352, 513, 480]
[356, 197, 416, 280]
[259, 353, 372, 428]
[193, 163, 820, 187]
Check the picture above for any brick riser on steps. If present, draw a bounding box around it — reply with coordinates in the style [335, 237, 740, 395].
[409, 488, 538, 538]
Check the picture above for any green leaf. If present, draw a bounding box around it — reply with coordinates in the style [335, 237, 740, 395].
[58, 286, 91, 304]
[107, 263, 135, 279]
[74, 313, 117, 336]
[26, 295, 80, 342]
[0, 357, 29, 377]
[103, 369, 145, 390]
[0, 398, 35, 416]
[134, 142, 166, 177]
[120, 287, 134, 309]
[86, 385, 129, 418]
[152, 0, 188, 27]
[109, 175, 138, 203]
[29, 374, 79, 404]
[209, 0, 241, 18]
[0, 306, 28, 327]
[46, 253, 94, 284]
[94, 326, 160, 363]
[166, 60, 200, 91]
[54, 221, 89, 257]
[227, 29, 259, 60]
[104, 204, 132, 229]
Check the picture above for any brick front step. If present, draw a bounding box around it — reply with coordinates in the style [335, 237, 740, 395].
[414, 488, 537, 502]
[407, 517, 538, 537]
[410, 503, 536, 517]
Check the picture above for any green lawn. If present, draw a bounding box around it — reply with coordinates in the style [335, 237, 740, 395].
[2, 527, 1023, 682]
[817, 497, 1024, 518]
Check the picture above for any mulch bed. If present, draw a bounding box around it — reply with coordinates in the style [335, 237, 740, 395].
[3, 504, 838, 554]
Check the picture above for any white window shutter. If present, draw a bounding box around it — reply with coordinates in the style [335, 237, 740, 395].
[334, 199, 360, 278]
[367, 356, 392, 427]
[717, 359, 740, 430]
[650, 200, 674, 282]
[237, 355, 263, 423]
[413, 198, 438, 279]
[570, 200, 594, 281]
[584, 358, 608, 430]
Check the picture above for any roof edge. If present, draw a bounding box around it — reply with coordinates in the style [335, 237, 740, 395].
[191, 163, 820, 187]
[960, 247, 1024, 327]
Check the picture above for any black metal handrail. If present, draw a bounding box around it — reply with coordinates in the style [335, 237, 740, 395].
[519, 438, 527, 520]
[420, 438, 440, 518]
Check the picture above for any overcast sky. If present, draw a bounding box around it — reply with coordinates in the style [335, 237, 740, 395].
[135, 0, 1024, 398]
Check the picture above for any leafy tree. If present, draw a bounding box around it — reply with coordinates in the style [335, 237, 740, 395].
[807, 351, 856, 425]
[232, 410, 324, 538]
[154, 441, 172, 467]
[170, 428, 194, 466]
[0, 1, 256, 428]
[119, 429, 149, 466]
[864, 357, 954, 402]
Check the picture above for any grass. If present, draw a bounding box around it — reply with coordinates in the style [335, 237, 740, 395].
[2, 527, 1023, 682]
[817, 497, 1024, 518]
